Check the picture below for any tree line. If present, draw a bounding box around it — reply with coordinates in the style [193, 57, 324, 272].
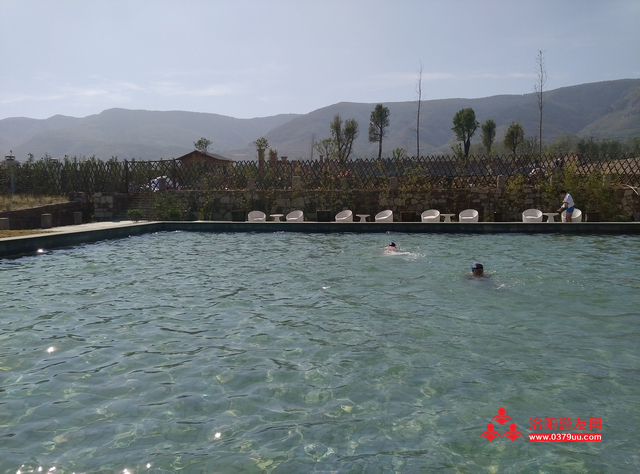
[245, 104, 638, 164]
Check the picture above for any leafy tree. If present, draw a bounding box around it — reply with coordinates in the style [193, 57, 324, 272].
[503, 122, 525, 154]
[520, 136, 539, 156]
[481, 119, 496, 155]
[576, 138, 625, 160]
[329, 114, 359, 164]
[313, 138, 336, 161]
[253, 137, 269, 161]
[392, 147, 406, 161]
[546, 135, 579, 155]
[194, 137, 212, 153]
[368, 104, 390, 160]
[452, 108, 479, 158]
[624, 137, 640, 155]
[450, 142, 465, 160]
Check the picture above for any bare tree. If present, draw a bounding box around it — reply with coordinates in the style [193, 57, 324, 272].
[309, 133, 316, 160]
[534, 50, 547, 159]
[415, 62, 423, 158]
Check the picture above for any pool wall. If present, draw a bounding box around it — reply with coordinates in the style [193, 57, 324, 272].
[2, 220, 640, 258]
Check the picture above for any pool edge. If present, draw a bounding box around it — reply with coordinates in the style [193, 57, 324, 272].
[2, 221, 639, 258]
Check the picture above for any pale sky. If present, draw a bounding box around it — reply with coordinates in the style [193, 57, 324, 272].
[1, 0, 639, 121]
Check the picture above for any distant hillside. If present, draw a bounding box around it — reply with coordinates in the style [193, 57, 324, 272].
[1, 79, 638, 161]
[256, 79, 640, 159]
[0, 109, 299, 161]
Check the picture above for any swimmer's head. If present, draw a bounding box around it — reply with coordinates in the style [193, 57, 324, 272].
[471, 262, 484, 275]
[389, 242, 396, 247]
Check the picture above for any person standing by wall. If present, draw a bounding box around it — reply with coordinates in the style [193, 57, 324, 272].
[557, 190, 575, 222]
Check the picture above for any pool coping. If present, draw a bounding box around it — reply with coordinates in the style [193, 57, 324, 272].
[1, 220, 639, 258]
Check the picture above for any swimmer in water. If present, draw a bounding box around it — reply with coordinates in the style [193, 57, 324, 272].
[384, 242, 399, 252]
[468, 261, 487, 278]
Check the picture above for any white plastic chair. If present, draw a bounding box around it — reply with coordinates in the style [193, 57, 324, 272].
[375, 210, 393, 222]
[335, 210, 353, 222]
[421, 209, 440, 222]
[286, 210, 304, 222]
[522, 208, 543, 222]
[561, 208, 582, 222]
[150, 176, 178, 191]
[247, 210, 266, 222]
[459, 209, 479, 223]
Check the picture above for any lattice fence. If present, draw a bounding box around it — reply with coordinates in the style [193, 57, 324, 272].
[1, 153, 639, 195]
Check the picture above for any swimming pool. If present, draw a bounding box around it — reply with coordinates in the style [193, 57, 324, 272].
[1, 232, 639, 472]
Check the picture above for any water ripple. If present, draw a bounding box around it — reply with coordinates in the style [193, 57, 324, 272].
[1, 232, 639, 472]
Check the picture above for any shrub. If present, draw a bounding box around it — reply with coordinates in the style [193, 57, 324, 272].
[127, 209, 144, 222]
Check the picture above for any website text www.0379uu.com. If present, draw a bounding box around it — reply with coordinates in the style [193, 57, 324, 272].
[529, 432, 601, 442]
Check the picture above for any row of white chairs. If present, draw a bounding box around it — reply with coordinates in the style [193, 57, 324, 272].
[247, 209, 481, 222]
[247, 210, 304, 222]
[368, 209, 481, 223]
[249, 208, 584, 223]
[522, 208, 582, 222]
[248, 210, 359, 222]
[375, 209, 480, 222]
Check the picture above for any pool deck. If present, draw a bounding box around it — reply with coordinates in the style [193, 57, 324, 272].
[1, 220, 639, 258]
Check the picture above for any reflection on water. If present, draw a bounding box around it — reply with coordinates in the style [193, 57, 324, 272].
[1, 232, 639, 472]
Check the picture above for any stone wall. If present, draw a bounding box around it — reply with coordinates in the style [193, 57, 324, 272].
[0, 193, 91, 230]
[131, 186, 638, 222]
[5, 186, 635, 229]
[93, 192, 130, 220]
[90, 183, 640, 223]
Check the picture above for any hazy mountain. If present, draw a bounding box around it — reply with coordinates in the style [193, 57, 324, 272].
[0, 109, 299, 161]
[259, 78, 640, 158]
[1, 79, 638, 162]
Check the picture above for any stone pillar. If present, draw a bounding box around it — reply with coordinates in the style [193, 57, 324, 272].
[497, 175, 505, 190]
[0, 218, 9, 230]
[292, 175, 302, 191]
[41, 213, 53, 229]
[73, 211, 83, 225]
[389, 177, 398, 190]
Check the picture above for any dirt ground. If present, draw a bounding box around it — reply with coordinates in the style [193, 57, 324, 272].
[0, 229, 52, 239]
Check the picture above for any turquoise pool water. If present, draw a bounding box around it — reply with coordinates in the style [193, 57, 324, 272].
[1, 232, 639, 473]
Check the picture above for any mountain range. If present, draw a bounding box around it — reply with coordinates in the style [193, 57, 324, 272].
[1, 79, 638, 162]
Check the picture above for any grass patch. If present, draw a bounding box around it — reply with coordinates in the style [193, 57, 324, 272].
[0, 230, 53, 239]
[0, 195, 69, 212]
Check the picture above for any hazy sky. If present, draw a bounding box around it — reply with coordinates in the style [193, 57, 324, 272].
[1, 0, 639, 121]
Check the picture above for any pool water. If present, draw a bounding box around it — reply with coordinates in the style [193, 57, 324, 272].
[1, 232, 639, 473]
